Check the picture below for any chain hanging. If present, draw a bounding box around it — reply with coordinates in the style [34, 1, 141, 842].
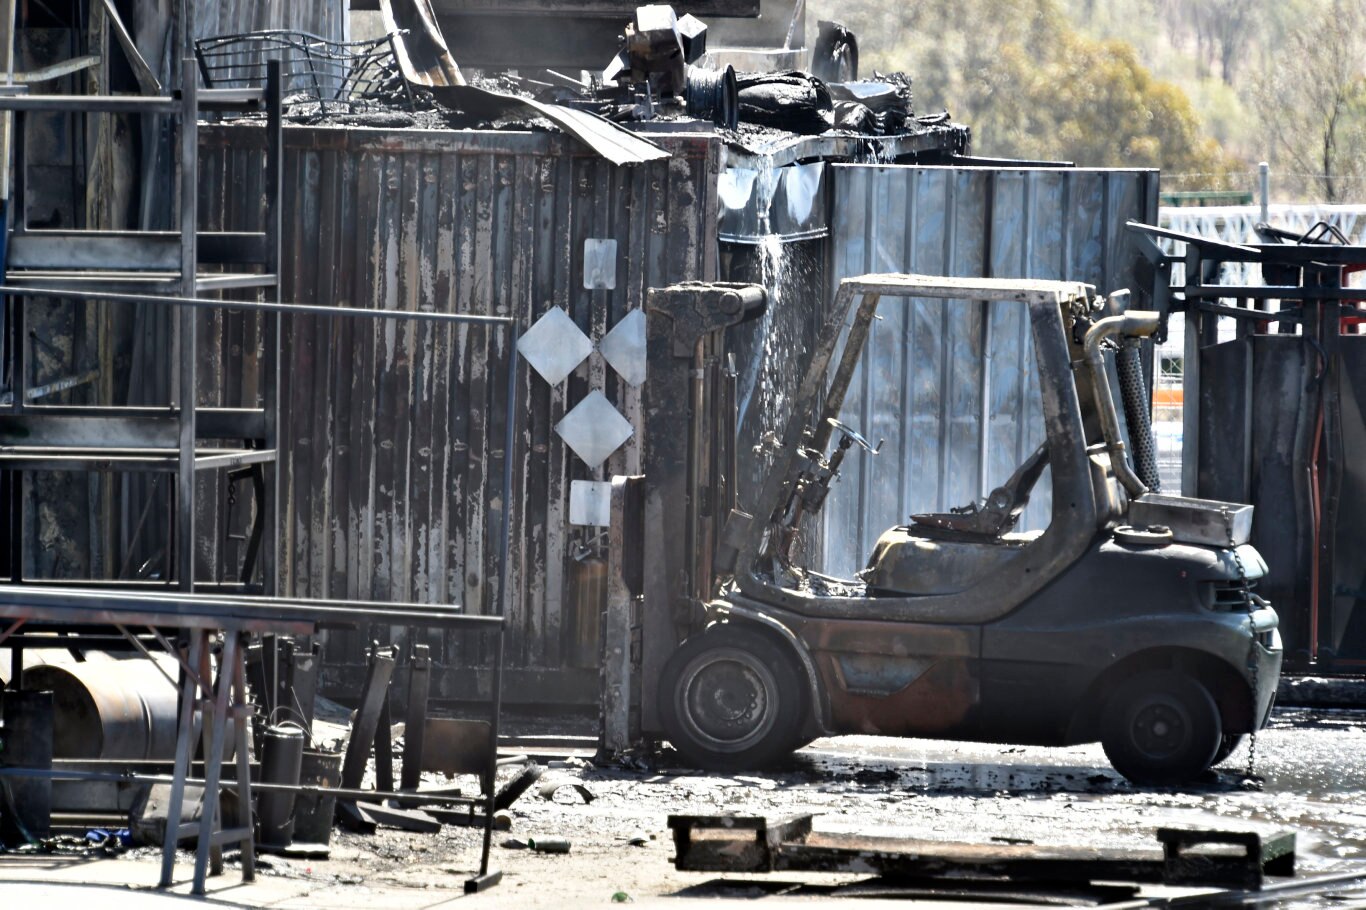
[1227, 517, 1262, 788]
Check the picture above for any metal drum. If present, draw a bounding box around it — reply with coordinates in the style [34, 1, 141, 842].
[259, 722, 307, 848]
[21, 660, 178, 760]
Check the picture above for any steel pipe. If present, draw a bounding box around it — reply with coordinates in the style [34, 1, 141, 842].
[0, 283, 513, 326]
[0, 584, 504, 630]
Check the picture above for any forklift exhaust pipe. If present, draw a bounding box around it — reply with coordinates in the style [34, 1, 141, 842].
[1083, 310, 1160, 498]
[1116, 341, 1162, 491]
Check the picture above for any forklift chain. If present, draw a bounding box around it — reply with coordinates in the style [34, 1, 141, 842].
[1228, 524, 1261, 785]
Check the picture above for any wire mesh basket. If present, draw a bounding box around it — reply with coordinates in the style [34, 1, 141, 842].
[195, 30, 414, 114]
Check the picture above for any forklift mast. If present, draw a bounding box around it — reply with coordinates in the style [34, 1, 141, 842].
[636, 282, 766, 733]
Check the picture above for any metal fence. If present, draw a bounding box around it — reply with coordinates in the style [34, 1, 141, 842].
[822, 165, 1159, 576]
[195, 30, 413, 113]
[190, 138, 1157, 699]
[1151, 203, 1366, 493]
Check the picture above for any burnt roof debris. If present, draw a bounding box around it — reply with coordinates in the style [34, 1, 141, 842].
[199, 3, 968, 165]
[604, 3, 690, 96]
[811, 20, 858, 84]
[382, 0, 467, 89]
[829, 73, 917, 136]
[194, 29, 416, 115]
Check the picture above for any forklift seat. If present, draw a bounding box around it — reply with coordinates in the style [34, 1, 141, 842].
[860, 528, 1044, 596]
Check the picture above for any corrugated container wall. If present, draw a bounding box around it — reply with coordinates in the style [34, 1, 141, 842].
[198, 125, 718, 703]
[823, 165, 1159, 576]
[195, 3, 347, 42]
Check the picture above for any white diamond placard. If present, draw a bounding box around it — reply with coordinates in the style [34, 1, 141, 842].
[599, 308, 647, 386]
[555, 390, 634, 468]
[518, 308, 592, 385]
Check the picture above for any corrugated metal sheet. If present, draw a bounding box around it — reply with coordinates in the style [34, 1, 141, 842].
[198, 124, 719, 701]
[195, 2, 347, 42]
[823, 165, 1159, 576]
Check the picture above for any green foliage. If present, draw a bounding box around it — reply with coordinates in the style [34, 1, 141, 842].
[992, 33, 1236, 175]
[812, 0, 1366, 200]
[813, 0, 1238, 178]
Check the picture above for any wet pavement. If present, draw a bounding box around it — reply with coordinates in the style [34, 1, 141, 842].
[517, 706, 1366, 865]
[474, 705, 1366, 906]
[2, 705, 1364, 907]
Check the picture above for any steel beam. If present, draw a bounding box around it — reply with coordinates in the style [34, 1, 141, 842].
[401, 643, 432, 791]
[339, 646, 397, 793]
[7, 231, 270, 270]
[0, 282, 514, 325]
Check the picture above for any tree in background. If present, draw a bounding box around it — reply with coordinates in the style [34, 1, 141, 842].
[1254, 0, 1366, 202]
[1152, 0, 1259, 85]
[812, 0, 1238, 182]
[987, 31, 1232, 181]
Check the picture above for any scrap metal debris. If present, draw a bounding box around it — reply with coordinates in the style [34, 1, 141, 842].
[198, 3, 957, 166]
[433, 86, 671, 165]
[0, 831, 128, 857]
[380, 0, 465, 89]
[194, 29, 414, 113]
[538, 777, 597, 805]
[494, 762, 546, 811]
[528, 836, 573, 854]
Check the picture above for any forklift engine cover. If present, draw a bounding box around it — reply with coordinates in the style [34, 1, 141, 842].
[656, 275, 1282, 786]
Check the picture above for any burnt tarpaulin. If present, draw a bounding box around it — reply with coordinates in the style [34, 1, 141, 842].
[735, 71, 833, 134]
[828, 76, 914, 135]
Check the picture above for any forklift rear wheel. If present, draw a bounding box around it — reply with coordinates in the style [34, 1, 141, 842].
[1101, 670, 1222, 786]
[659, 624, 806, 772]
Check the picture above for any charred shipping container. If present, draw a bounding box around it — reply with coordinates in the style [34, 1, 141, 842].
[198, 124, 720, 704]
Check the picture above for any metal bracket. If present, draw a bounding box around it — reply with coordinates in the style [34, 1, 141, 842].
[646, 282, 766, 358]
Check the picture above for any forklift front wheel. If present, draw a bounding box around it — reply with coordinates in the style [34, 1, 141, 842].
[1212, 733, 1245, 766]
[659, 624, 806, 772]
[1101, 670, 1222, 786]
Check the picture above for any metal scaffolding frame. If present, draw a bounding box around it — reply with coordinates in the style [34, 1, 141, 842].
[0, 58, 285, 598]
[0, 8, 520, 896]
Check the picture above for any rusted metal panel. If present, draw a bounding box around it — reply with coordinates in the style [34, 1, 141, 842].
[824, 165, 1159, 576]
[198, 125, 718, 700]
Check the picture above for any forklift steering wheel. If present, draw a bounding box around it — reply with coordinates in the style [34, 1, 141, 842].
[826, 417, 878, 454]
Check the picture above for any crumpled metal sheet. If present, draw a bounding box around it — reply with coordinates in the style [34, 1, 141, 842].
[437, 84, 672, 166]
[380, 0, 465, 88]
[381, 0, 669, 166]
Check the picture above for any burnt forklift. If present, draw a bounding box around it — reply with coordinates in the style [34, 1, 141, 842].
[648, 274, 1281, 785]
